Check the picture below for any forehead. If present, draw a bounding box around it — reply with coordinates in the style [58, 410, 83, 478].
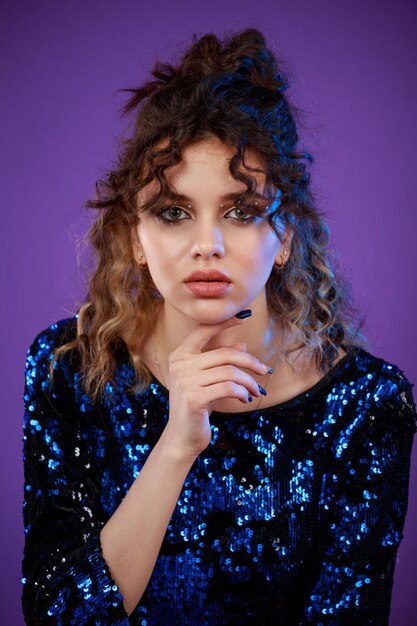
[178, 137, 265, 169]
[138, 136, 274, 201]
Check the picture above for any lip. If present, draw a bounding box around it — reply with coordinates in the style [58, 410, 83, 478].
[185, 281, 231, 297]
[183, 270, 231, 283]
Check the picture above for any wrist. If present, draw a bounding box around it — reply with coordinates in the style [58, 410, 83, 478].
[157, 427, 202, 467]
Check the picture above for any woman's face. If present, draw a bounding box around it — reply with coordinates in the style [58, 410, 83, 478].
[132, 136, 292, 324]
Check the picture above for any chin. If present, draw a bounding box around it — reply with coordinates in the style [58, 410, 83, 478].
[185, 302, 239, 324]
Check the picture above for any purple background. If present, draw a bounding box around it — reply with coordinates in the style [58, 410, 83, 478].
[2, 1, 416, 623]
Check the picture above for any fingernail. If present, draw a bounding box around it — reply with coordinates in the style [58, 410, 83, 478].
[266, 367, 273, 374]
[258, 385, 267, 396]
[235, 309, 252, 319]
[247, 394, 253, 402]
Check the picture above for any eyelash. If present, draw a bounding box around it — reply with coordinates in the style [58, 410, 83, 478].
[154, 204, 265, 226]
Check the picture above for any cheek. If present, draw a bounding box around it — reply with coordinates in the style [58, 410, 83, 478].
[146, 239, 183, 286]
[242, 233, 280, 268]
[140, 227, 179, 263]
[155, 239, 183, 268]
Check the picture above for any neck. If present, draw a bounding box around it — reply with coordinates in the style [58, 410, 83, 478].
[152, 292, 287, 380]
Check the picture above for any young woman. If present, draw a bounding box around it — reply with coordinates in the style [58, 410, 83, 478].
[22, 28, 416, 625]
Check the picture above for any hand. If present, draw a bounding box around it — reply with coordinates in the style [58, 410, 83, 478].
[161, 313, 270, 462]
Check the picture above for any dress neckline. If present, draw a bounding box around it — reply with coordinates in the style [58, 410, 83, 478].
[149, 345, 359, 416]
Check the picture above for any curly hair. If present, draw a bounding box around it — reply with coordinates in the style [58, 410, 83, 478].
[51, 27, 368, 402]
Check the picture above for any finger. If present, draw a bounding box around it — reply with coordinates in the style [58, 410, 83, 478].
[197, 364, 263, 398]
[222, 342, 246, 351]
[197, 345, 268, 376]
[202, 381, 256, 406]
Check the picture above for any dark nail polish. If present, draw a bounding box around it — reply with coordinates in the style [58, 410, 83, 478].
[267, 367, 273, 374]
[247, 394, 253, 402]
[258, 385, 267, 396]
[235, 309, 252, 319]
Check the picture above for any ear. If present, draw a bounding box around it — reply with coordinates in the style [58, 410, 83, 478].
[283, 226, 294, 249]
[130, 225, 146, 264]
[274, 226, 294, 265]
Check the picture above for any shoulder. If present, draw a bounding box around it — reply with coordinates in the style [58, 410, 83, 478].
[23, 318, 84, 452]
[27, 315, 78, 356]
[25, 315, 79, 391]
[353, 345, 415, 400]
[348, 345, 417, 435]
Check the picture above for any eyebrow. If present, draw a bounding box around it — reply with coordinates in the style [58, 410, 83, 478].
[148, 190, 272, 203]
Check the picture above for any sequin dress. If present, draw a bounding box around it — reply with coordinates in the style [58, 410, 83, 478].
[21, 316, 417, 625]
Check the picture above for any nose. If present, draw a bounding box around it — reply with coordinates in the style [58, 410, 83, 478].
[190, 221, 225, 259]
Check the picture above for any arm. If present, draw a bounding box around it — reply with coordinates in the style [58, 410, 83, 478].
[99, 313, 268, 615]
[22, 332, 131, 624]
[22, 329, 197, 622]
[23, 314, 268, 621]
[301, 369, 417, 624]
[99, 432, 195, 615]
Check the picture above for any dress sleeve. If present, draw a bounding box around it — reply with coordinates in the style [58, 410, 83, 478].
[21, 331, 131, 625]
[302, 368, 417, 625]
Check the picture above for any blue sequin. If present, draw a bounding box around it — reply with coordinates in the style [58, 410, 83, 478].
[21, 316, 416, 625]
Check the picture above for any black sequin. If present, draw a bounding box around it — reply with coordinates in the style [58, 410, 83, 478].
[21, 316, 417, 625]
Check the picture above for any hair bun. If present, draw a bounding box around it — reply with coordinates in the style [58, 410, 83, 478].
[121, 29, 288, 114]
[176, 29, 288, 93]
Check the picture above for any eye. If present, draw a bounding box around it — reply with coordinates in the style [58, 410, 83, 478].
[156, 206, 191, 224]
[225, 203, 265, 224]
[154, 202, 267, 226]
